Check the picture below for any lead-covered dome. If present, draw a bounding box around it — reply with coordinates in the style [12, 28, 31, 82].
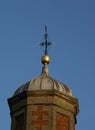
[13, 27, 73, 97]
[14, 62, 73, 97]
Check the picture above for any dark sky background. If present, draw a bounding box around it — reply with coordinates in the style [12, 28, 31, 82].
[0, 0, 95, 130]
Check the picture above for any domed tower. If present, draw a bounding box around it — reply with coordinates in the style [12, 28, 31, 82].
[8, 26, 79, 130]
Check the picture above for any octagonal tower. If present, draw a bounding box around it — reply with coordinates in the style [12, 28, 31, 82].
[8, 26, 79, 130]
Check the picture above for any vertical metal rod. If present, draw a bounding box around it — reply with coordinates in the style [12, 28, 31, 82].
[45, 25, 48, 55]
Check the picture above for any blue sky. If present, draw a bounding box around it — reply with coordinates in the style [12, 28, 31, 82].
[0, 0, 95, 130]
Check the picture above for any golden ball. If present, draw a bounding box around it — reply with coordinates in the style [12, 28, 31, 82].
[41, 55, 50, 64]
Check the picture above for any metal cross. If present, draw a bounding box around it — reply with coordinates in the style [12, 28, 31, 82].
[40, 25, 52, 55]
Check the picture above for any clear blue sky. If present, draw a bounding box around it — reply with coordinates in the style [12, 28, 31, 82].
[0, 0, 95, 130]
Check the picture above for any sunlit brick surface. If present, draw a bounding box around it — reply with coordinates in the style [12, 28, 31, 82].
[31, 106, 48, 130]
[56, 112, 69, 130]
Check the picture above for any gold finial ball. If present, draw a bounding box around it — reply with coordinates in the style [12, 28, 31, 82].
[41, 55, 50, 64]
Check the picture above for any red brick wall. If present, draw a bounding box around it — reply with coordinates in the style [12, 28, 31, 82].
[56, 112, 69, 130]
[31, 106, 48, 130]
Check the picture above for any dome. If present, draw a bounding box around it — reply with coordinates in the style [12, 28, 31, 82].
[13, 27, 73, 97]
[14, 64, 73, 97]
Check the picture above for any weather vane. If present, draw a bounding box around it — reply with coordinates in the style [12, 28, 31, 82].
[39, 25, 53, 55]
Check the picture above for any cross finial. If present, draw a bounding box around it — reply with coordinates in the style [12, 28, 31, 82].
[40, 25, 52, 55]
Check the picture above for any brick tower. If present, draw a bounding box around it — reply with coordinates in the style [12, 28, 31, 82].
[8, 27, 79, 130]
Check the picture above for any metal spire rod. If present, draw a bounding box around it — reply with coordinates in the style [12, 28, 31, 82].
[44, 25, 48, 55]
[39, 25, 53, 55]
[40, 25, 53, 55]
